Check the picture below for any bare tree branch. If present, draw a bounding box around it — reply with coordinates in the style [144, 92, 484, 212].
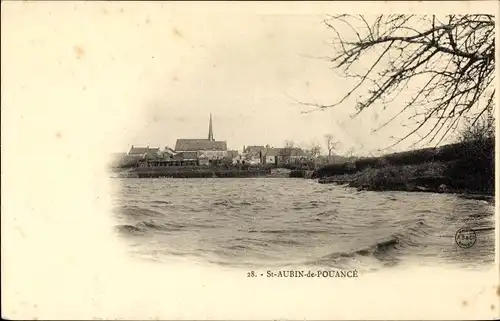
[298, 14, 495, 147]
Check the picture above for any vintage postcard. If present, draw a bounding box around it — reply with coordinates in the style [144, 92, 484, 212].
[2, 1, 499, 320]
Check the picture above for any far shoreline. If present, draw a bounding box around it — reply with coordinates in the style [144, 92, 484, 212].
[109, 167, 494, 204]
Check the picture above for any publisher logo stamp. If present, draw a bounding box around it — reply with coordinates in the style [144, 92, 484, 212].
[455, 227, 477, 249]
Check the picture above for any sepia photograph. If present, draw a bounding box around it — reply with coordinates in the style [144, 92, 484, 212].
[2, 1, 499, 320]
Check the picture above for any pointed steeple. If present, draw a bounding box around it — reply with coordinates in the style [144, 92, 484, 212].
[208, 113, 214, 141]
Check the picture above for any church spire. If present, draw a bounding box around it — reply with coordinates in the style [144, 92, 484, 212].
[208, 113, 214, 141]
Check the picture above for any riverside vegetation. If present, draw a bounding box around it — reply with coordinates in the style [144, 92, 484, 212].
[313, 118, 495, 198]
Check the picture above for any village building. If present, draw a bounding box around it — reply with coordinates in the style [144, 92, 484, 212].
[232, 145, 266, 165]
[261, 147, 309, 166]
[225, 150, 239, 165]
[246, 149, 264, 165]
[174, 113, 228, 164]
[286, 148, 309, 164]
[159, 146, 176, 159]
[232, 153, 260, 166]
[173, 151, 199, 161]
[139, 149, 198, 168]
[262, 148, 281, 165]
[128, 146, 160, 159]
[198, 154, 210, 166]
[232, 154, 244, 165]
[225, 150, 239, 160]
[243, 145, 266, 154]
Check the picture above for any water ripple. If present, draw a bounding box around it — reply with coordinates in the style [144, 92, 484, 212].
[112, 178, 495, 270]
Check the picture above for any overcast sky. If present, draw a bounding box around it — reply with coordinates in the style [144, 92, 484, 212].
[117, 6, 414, 155]
[3, 2, 496, 157]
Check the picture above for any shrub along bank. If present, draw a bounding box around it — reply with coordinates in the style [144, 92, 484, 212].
[314, 138, 494, 196]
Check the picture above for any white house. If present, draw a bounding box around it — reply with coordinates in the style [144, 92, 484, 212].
[232, 153, 261, 165]
[246, 157, 261, 165]
[262, 148, 281, 165]
[232, 155, 244, 165]
[245, 153, 262, 165]
[198, 154, 209, 166]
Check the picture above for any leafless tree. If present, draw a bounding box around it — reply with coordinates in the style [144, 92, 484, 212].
[345, 147, 356, 158]
[281, 140, 297, 162]
[284, 140, 296, 149]
[309, 143, 322, 158]
[324, 134, 340, 157]
[301, 14, 495, 148]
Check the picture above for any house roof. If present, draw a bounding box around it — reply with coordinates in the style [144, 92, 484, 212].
[175, 139, 227, 151]
[246, 149, 263, 157]
[244, 145, 265, 153]
[226, 150, 239, 158]
[263, 148, 283, 157]
[173, 151, 199, 160]
[262, 147, 307, 157]
[126, 154, 146, 159]
[129, 146, 159, 155]
[288, 148, 307, 157]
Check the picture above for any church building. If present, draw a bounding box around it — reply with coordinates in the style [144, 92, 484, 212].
[174, 114, 228, 161]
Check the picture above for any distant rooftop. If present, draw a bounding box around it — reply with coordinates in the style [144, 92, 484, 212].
[173, 151, 199, 160]
[263, 147, 307, 157]
[245, 145, 265, 151]
[175, 139, 227, 151]
[129, 146, 159, 155]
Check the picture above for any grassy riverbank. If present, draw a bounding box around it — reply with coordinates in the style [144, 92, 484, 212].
[315, 137, 494, 197]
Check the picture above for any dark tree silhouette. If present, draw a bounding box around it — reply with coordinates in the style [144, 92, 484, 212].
[301, 14, 495, 147]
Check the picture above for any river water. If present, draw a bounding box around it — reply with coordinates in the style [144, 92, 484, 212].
[113, 178, 495, 272]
